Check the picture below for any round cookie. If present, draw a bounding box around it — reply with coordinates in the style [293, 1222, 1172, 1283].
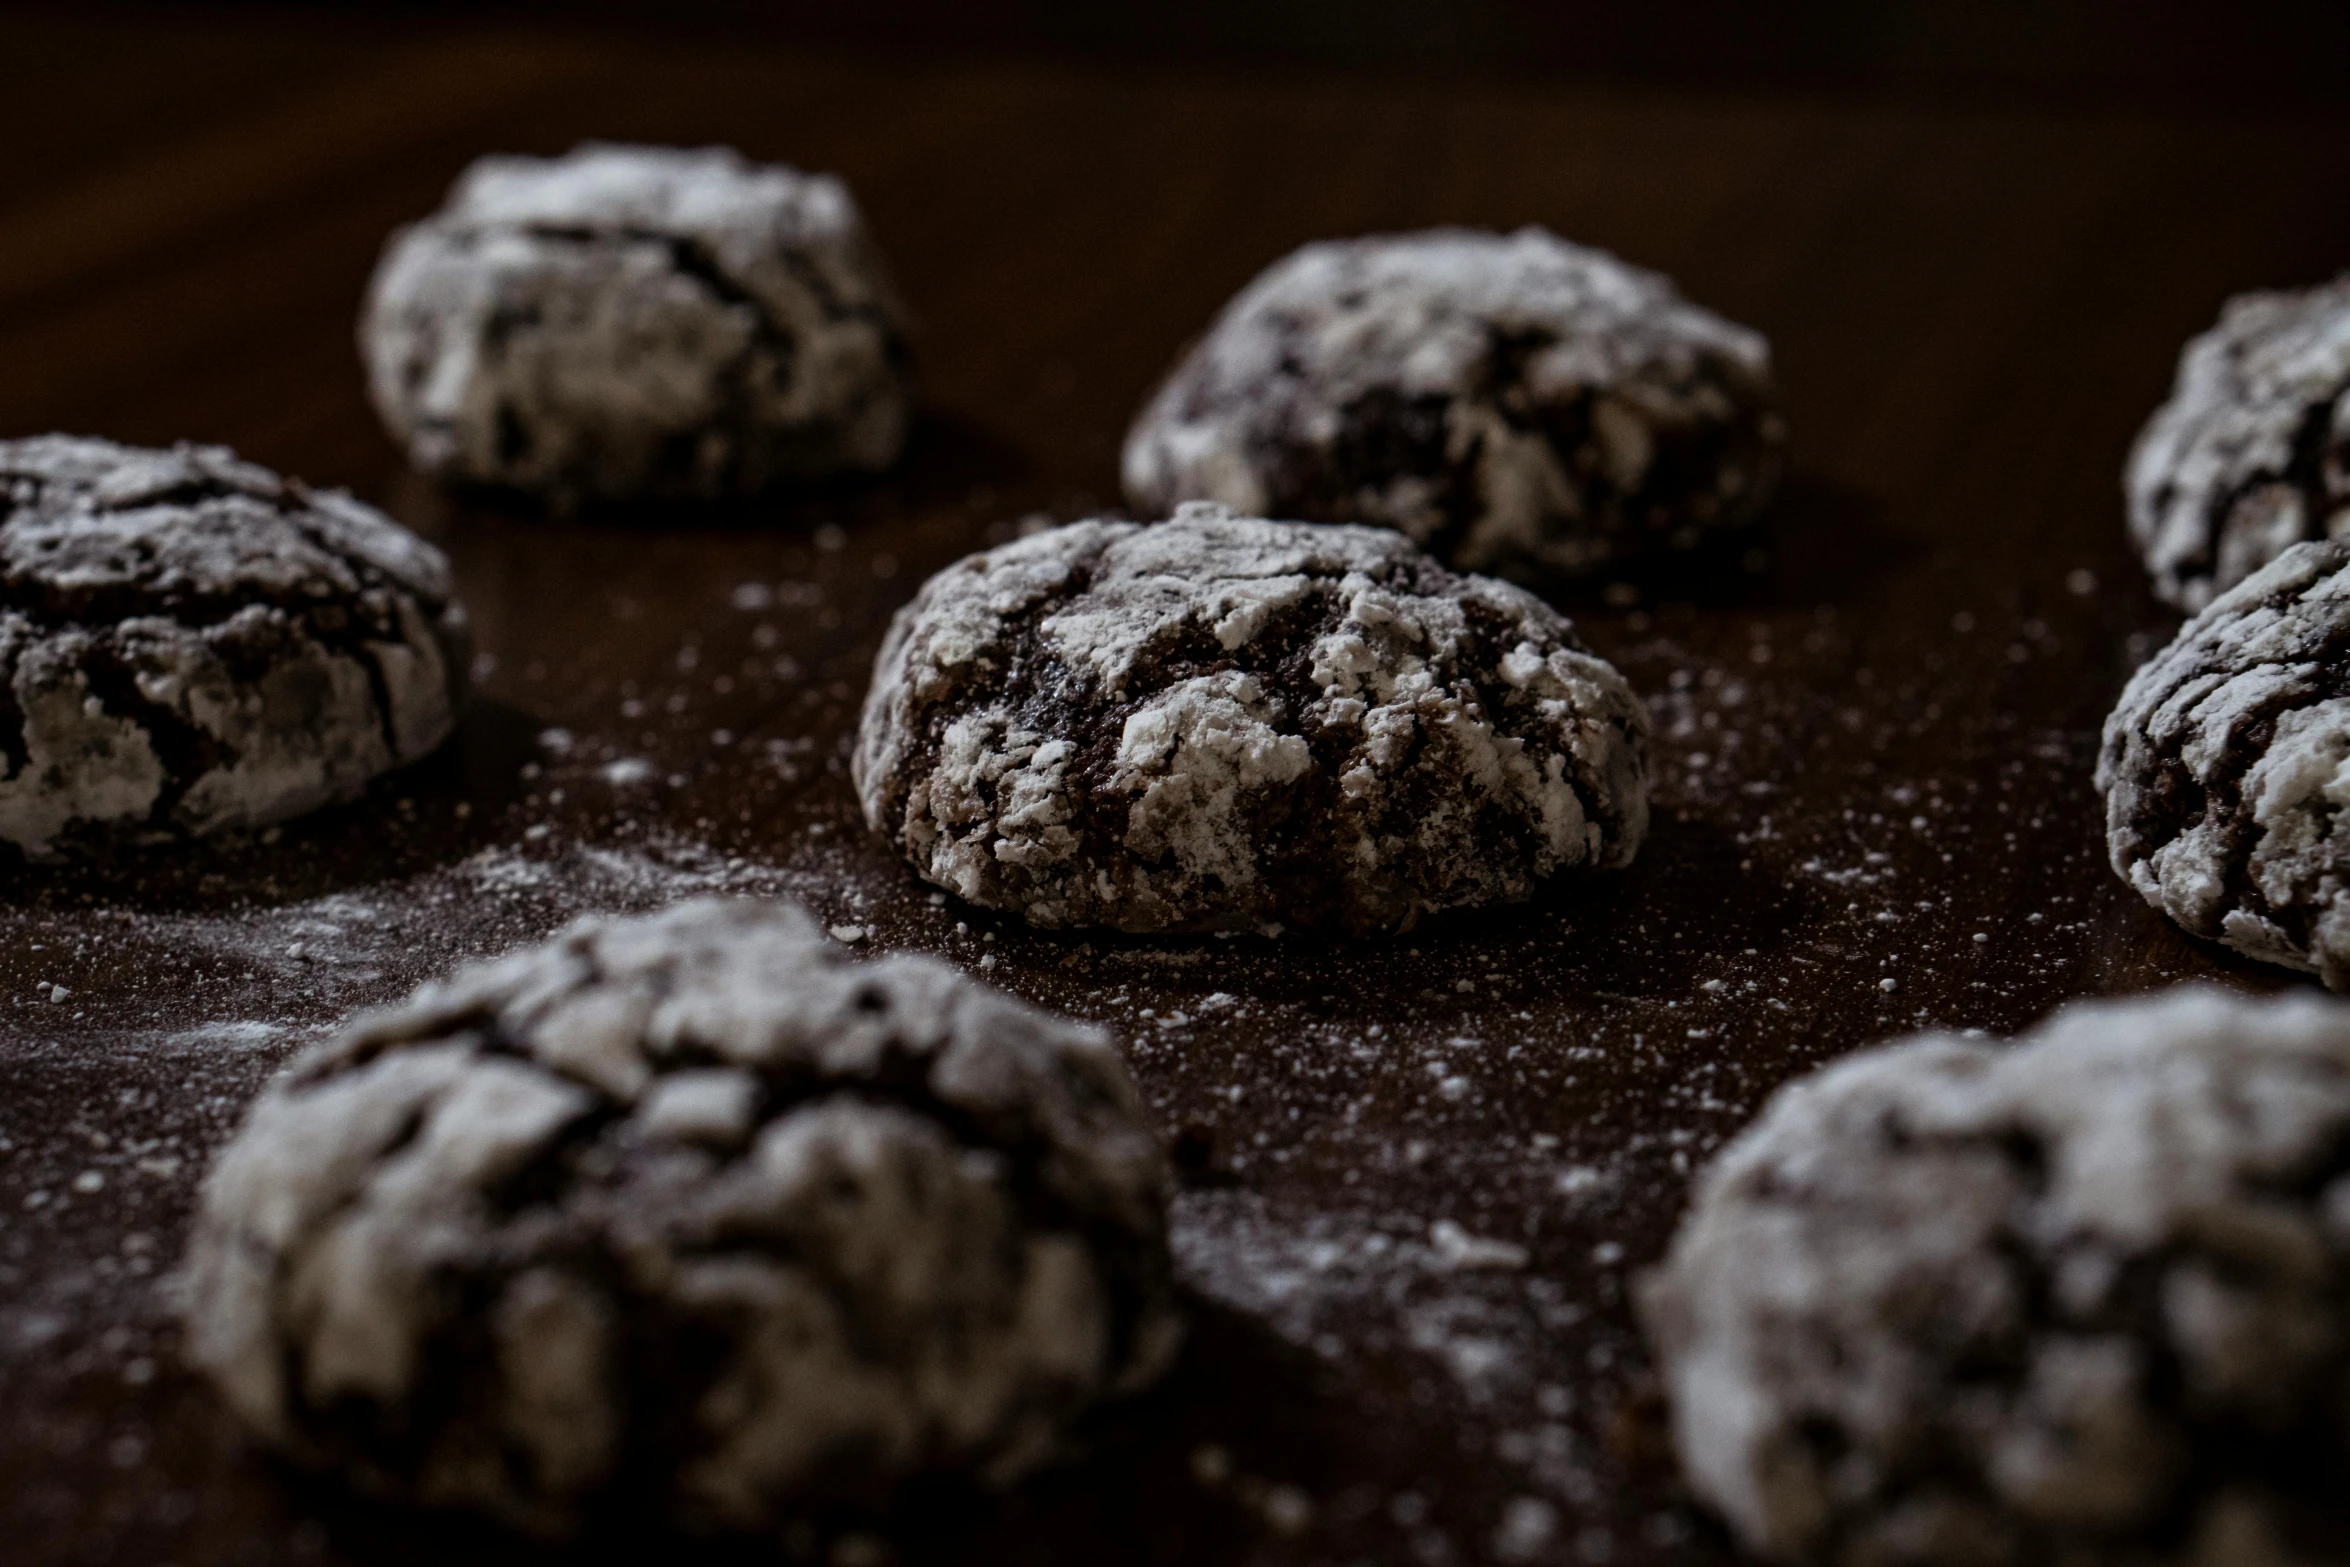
[853, 503, 1650, 936]
[1121, 227, 1785, 583]
[1639, 986, 2350, 1567]
[183, 898, 1181, 1537]
[2098, 537, 2350, 988]
[0, 435, 466, 858]
[2128, 276, 2350, 611]
[362, 143, 912, 508]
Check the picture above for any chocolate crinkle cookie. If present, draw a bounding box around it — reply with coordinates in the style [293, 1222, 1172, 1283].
[184, 898, 1181, 1538]
[361, 143, 912, 507]
[2128, 276, 2350, 610]
[2098, 537, 2350, 988]
[1640, 986, 2350, 1567]
[0, 435, 465, 858]
[1121, 227, 1785, 582]
[854, 503, 1649, 935]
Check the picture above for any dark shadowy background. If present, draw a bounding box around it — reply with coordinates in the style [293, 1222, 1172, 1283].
[78, 0, 2350, 103]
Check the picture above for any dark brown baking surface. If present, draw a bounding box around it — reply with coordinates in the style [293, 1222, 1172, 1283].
[6, 10, 2350, 1565]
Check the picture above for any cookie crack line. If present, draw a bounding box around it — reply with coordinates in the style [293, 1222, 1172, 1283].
[454, 1001, 1152, 1282]
[517, 223, 811, 340]
[0, 568, 444, 645]
[2207, 388, 2343, 568]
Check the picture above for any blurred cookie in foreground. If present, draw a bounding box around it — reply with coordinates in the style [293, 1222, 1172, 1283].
[0, 435, 466, 858]
[1122, 227, 1785, 584]
[2129, 275, 2350, 611]
[184, 898, 1180, 1538]
[855, 503, 1649, 935]
[1641, 986, 2350, 1567]
[2099, 537, 2350, 989]
[362, 143, 912, 509]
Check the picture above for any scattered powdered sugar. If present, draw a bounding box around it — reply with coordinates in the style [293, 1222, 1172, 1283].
[1170, 1189, 1634, 1545]
[80, 838, 838, 1028]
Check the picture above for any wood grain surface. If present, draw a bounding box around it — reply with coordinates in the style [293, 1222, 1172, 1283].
[4, 10, 2348, 1566]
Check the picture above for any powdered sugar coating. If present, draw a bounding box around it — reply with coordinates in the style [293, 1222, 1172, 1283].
[0, 435, 465, 858]
[854, 503, 1650, 935]
[1122, 228, 1785, 582]
[1640, 986, 2350, 1567]
[183, 898, 1179, 1537]
[362, 143, 912, 507]
[2099, 538, 2350, 988]
[2128, 277, 2350, 611]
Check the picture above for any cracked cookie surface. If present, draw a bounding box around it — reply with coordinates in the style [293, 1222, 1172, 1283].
[362, 142, 912, 507]
[1640, 986, 2350, 1567]
[854, 503, 1650, 935]
[2099, 537, 2350, 988]
[0, 435, 466, 858]
[1121, 228, 1785, 583]
[2128, 276, 2350, 611]
[183, 898, 1180, 1537]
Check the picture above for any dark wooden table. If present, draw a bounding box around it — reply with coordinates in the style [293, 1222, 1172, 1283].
[5, 11, 2347, 1565]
